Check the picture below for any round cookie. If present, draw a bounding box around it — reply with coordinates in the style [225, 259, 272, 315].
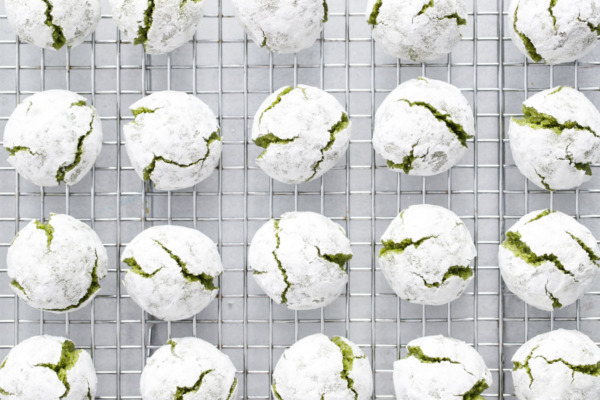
[110, 0, 206, 54]
[509, 86, 600, 191]
[366, 0, 467, 62]
[0, 335, 97, 400]
[7, 213, 108, 313]
[122, 225, 222, 321]
[5, 0, 101, 50]
[140, 337, 237, 400]
[373, 77, 474, 176]
[124, 91, 222, 191]
[499, 209, 599, 311]
[4, 90, 103, 187]
[252, 85, 351, 184]
[512, 329, 600, 400]
[232, 0, 327, 54]
[509, 0, 600, 65]
[394, 335, 492, 400]
[379, 204, 477, 305]
[272, 333, 372, 400]
[249, 211, 352, 310]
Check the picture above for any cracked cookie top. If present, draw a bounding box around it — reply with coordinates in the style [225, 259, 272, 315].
[252, 85, 351, 184]
[508, 86, 600, 191]
[249, 211, 352, 310]
[124, 91, 222, 191]
[512, 329, 600, 400]
[379, 204, 477, 305]
[394, 335, 492, 400]
[141, 337, 238, 400]
[499, 209, 600, 311]
[373, 77, 474, 177]
[272, 333, 372, 400]
[4, 90, 103, 187]
[122, 224, 223, 321]
[366, 0, 467, 62]
[7, 213, 108, 313]
[509, 0, 600, 65]
[232, 0, 327, 54]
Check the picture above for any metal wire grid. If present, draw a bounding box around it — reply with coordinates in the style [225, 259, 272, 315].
[0, 0, 598, 398]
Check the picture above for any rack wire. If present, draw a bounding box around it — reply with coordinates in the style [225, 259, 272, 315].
[0, 0, 599, 398]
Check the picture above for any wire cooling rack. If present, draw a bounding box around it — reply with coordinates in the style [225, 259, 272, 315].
[0, 0, 599, 398]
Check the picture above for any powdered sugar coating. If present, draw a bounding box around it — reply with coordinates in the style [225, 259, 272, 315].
[5, 0, 101, 50]
[394, 335, 492, 400]
[509, 86, 600, 191]
[7, 213, 108, 313]
[252, 85, 351, 184]
[4, 90, 103, 187]
[110, 0, 206, 55]
[366, 0, 467, 62]
[232, 0, 326, 54]
[272, 333, 373, 400]
[0, 335, 97, 400]
[140, 337, 238, 400]
[509, 0, 600, 65]
[512, 329, 600, 400]
[249, 211, 352, 310]
[124, 91, 222, 191]
[122, 225, 222, 321]
[379, 204, 476, 305]
[499, 209, 600, 312]
[373, 77, 474, 176]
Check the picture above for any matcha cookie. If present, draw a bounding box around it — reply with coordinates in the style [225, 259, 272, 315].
[509, 86, 600, 191]
[379, 204, 477, 305]
[373, 77, 474, 176]
[394, 335, 492, 400]
[252, 85, 351, 184]
[124, 91, 222, 191]
[110, 0, 206, 54]
[249, 211, 352, 310]
[499, 209, 599, 311]
[141, 337, 237, 400]
[4, 90, 103, 187]
[512, 329, 600, 400]
[122, 225, 222, 321]
[5, 0, 101, 50]
[0, 335, 97, 400]
[509, 0, 600, 65]
[272, 333, 372, 400]
[367, 0, 467, 62]
[232, 0, 327, 54]
[7, 213, 108, 313]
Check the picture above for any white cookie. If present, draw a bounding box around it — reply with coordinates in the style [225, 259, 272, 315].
[394, 335, 492, 400]
[512, 329, 600, 400]
[124, 91, 222, 191]
[0, 335, 97, 400]
[373, 77, 474, 176]
[249, 211, 352, 310]
[140, 337, 237, 400]
[366, 0, 467, 62]
[232, 0, 326, 54]
[252, 85, 351, 184]
[110, 0, 206, 55]
[7, 213, 108, 313]
[122, 225, 222, 321]
[499, 209, 599, 311]
[509, 86, 600, 191]
[5, 0, 101, 50]
[272, 333, 372, 400]
[379, 204, 477, 305]
[4, 90, 103, 187]
[509, 0, 600, 65]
